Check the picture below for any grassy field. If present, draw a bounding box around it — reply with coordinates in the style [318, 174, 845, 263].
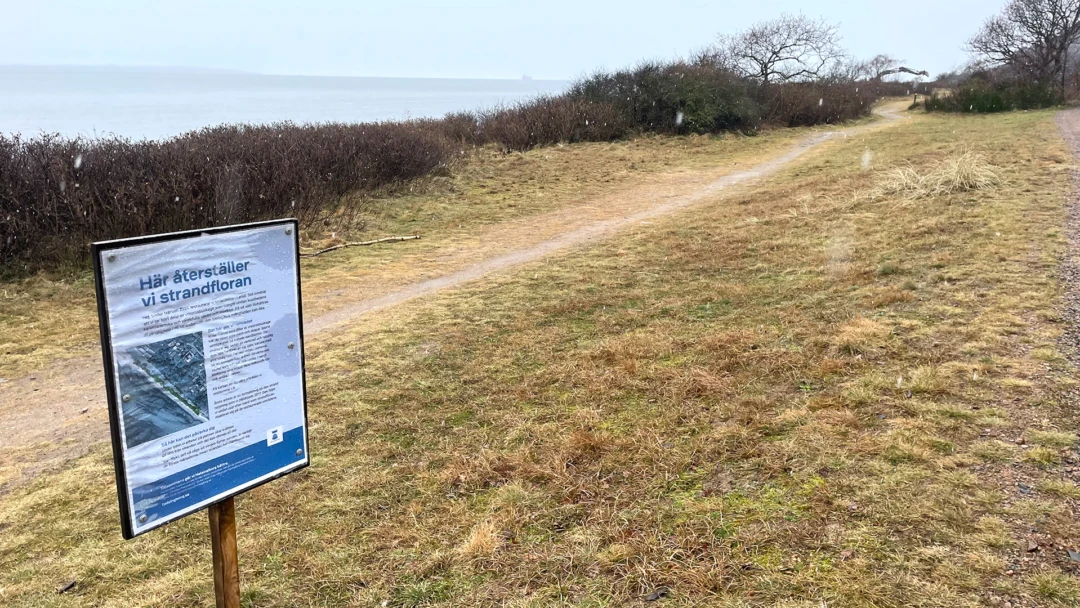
[3, 107, 1080, 607]
[0, 126, 815, 380]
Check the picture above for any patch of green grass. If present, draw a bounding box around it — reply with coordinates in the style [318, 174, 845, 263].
[1036, 479, 1080, 499]
[1023, 446, 1062, 466]
[876, 262, 901, 276]
[1027, 429, 1077, 448]
[1028, 570, 1080, 605]
[390, 577, 463, 607]
[970, 440, 1017, 463]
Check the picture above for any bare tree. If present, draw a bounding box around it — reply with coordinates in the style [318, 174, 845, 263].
[967, 0, 1080, 93]
[714, 14, 844, 88]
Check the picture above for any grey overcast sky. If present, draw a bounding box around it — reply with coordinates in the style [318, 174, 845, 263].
[1, 0, 1001, 80]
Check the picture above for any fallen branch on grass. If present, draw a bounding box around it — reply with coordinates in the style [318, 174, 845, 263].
[299, 235, 421, 257]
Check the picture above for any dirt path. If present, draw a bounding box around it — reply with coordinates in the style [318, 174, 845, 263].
[0, 105, 907, 492]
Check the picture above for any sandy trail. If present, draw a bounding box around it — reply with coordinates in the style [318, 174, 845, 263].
[0, 106, 905, 491]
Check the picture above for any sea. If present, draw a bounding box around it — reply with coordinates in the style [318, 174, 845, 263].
[0, 66, 569, 141]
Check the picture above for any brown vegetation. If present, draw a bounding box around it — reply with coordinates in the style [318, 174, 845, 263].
[0, 16, 915, 274]
[872, 151, 1003, 199]
[0, 122, 451, 273]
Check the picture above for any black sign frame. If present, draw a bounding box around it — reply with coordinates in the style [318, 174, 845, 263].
[92, 218, 310, 539]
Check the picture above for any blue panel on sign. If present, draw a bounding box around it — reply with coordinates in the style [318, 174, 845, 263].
[132, 426, 305, 526]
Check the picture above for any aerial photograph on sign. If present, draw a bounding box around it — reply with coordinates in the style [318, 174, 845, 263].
[117, 332, 209, 448]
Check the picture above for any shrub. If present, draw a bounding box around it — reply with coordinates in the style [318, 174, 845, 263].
[425, 112, 482, 145]
[0, 121, 451, 273]
[570, 60, 882, 133]
[474, 96, 629, 152]
[766, 80, 879, 127]
[570, 61, 762, 134]
[924, 76, 1060, 113]
[1, 58, 891, 273]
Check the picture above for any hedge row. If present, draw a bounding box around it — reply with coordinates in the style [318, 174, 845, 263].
[1, 61, 899, 273]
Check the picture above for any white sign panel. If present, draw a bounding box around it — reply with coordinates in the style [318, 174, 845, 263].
[93, 219, 309, 538]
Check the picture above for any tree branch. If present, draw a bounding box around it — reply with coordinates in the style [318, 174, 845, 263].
[299, 235, 421, 258]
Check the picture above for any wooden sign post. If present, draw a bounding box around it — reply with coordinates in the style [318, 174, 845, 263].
[208, 497, 241, 608]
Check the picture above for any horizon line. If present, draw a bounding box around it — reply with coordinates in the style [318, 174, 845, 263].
[0, 63, 571, 82]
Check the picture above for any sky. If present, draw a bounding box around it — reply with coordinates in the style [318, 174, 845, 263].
[0, 0, 1003, 80]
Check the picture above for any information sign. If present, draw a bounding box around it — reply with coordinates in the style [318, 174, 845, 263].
[93, 219, 309, 539]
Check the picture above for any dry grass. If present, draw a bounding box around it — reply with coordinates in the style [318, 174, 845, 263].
[0, 274, 99, 379]
[0, 127, 812, 379]
[833, 317, 889, 355]
[456, 521, 502, 559]
[873, 150, 1002, 199]
[1, 107, 1079, 607]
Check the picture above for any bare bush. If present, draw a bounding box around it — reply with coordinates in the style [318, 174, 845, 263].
[0, 122, 451, 273]
[475, 96, 628, 152]
[768, 80, 880, 127]
[426, 112, 482, 145]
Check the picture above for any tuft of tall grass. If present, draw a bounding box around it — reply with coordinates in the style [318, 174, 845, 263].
[873, 151, 1002, 199]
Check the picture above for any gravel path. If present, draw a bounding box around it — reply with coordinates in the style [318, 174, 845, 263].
[1055, 107, 1080, 364]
